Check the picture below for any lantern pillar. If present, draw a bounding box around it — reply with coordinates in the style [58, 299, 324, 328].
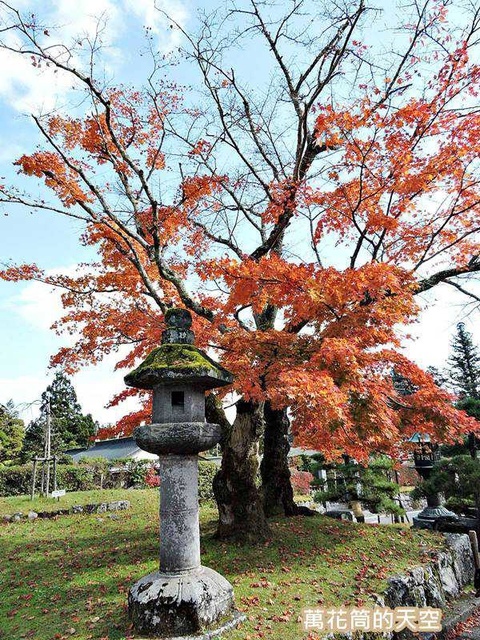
[125, 309, 244, 638]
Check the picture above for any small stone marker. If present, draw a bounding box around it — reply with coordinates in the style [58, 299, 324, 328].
[124, 308, 244, 638]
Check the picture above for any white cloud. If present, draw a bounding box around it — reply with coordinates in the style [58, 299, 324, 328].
[0, 141, 24, 164]
[2, 264, 89, 335]
[401, 286, 480, 371]
[1, 267, 142, 424]
[0, 375, 47, 421]
[0, 0, 189, 112]
[123, 0, 184, 31]
[49, 0, 122, 40]
[73, 356, 142, 424]
[5, 280, 64, 331]
[0, 35, 78, 112]
[123, 0, 188, 49]
[0, 363, 141, 425]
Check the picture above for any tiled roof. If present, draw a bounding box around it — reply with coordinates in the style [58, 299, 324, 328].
[65, 437, 147, 462]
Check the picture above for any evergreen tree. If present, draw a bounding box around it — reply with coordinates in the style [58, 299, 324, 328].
[391, 369, 417, 396]
[413, 455, 480, 524]
[448, 323, 480, 399]
[457, 397, 480, 421]
[0, 400, 24, 464]
[21, 372, 97, 460]
[313, 455, 404, 520]
[426, 366, 449, 390]
[445, 323, 480, 459]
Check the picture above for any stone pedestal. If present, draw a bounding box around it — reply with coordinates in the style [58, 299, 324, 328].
[125, 308, 243, 638]
[413, 501, 458, 529]
[128, 567, 238, 638]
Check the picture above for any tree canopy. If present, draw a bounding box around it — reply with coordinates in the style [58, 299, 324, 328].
[0, 400, 24, 464]
[1, 0, 480, 462]
[21, 372, 97, 460]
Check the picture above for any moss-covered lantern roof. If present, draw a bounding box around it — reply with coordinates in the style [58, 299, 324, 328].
[124, 309, 234, 391]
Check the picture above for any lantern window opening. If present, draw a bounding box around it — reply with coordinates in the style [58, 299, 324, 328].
[171, 391, 185, 408]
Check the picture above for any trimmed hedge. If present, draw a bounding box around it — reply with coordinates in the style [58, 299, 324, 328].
[0, 465, 33, 496]
[0, 460, 218, 503]
[0, 464, 100, 496]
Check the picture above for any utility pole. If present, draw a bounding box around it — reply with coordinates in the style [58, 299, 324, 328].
[30, 393, 55, 500]
[44, 394, 51, 496]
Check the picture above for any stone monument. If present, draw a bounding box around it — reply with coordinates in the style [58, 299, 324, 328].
[125, 308, 243, 638]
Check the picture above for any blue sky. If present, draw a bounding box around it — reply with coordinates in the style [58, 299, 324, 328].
[0, 0, 190, 423]
[0, 0, 479, 426]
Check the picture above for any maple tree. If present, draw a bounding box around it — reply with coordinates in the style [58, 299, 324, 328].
[1, 0, 480, 540]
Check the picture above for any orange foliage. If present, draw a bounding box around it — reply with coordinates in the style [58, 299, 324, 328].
[2, 13, 480, 458]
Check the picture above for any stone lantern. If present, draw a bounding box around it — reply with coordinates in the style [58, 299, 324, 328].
[409, 433, 456, 529]
[125, 308, 243, 638]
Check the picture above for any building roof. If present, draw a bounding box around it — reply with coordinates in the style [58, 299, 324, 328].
[65, 436, 155, 462]
[66, 438, 320, 464]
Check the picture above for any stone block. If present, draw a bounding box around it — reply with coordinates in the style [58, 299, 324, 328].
[324, 509, 353, 521]
[435, 550, 461, 598]
[134, 422, 222, 455]
[444, 533, 474, 588]
[128, 566, 236, 638]
[422, 565, 445, 607]
[84, 504, 98, 514]
[108, 500, 130, 511]
[385, 532, 475, 631]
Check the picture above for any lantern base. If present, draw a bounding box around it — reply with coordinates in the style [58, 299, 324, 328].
[128, 566, 244, 638]
[413, 505, 458, 529]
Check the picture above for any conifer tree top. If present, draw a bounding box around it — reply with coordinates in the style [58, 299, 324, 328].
[448, 323, 480, 400]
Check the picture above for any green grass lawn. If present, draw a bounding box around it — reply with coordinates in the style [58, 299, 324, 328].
[0, 489, 443, 640]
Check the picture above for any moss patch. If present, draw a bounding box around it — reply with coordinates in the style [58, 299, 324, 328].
[124, 344, 232, 389]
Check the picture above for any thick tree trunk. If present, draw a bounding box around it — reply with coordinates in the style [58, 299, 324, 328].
[260, 403, 316, 517]
[260, 403, 298, 516]
[207, 396, 270, 543]
[255, 302, 314, 517]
